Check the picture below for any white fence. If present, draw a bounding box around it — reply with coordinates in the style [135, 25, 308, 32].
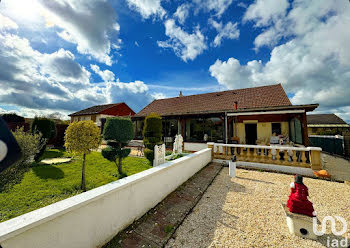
[0, 148, 212, 248]
[207, 142, 322, 170]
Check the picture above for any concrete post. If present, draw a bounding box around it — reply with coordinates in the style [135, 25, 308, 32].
[229, 161, 236, 178]
[344, 132, 350, 157]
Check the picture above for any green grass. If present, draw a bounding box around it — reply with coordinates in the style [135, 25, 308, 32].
[0, 150, 151, 222]
[39, 148, 69, 160]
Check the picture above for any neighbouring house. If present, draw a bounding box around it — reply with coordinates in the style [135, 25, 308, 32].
[69, 103, 135, 127]
[307, 114, 350, 135]
[132, 84, 318, 151]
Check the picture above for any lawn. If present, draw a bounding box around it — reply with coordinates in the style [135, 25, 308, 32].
[0, 149, 151, 222]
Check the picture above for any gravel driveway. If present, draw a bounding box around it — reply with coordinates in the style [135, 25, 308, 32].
[166, 168, 350, 248]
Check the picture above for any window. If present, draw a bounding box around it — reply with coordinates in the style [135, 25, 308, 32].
[272, 123, 281, 135]
[162, 119, 178, 138]
[290, 118, 302, 144]
[185, 117, 224, 142]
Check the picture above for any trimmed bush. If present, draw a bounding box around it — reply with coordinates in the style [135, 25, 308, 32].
[102, 117, 134, 177]
[143, 113, 162, 165]
[64, 121, 101, 191]
[31, 117, 57, 139]
[0, 127, 42, 192]
[31, 117, 57, 161]
[144, 148, 154, 163]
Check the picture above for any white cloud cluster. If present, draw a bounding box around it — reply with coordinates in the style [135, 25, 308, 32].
[174, 4, 190, 25]
[104, 81, 153, 111]
[90, 64, 115, 82]
[209, 19, 239, 47]
[193, 0, 233, 17]
[126, 0, 166, 19]
[0, 13, 18, 30]
[243, 0, 289, 27]
[0, 19, 155, 118]
[210, 0, 350, 121]
[37, 0, 120, 66]
[157, 19, 207, 62]
[151, 92, 166, 99]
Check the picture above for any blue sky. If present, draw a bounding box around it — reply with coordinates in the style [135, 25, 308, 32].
[0, 0, 349, 121]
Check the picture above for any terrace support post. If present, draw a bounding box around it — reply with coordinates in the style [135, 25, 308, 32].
[225, 113, 228, 144]
[302, 112, 309, 147]
[207, 142, 214, 160]
[310, 150, 322, 170]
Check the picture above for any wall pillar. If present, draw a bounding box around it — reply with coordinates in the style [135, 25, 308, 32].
[302, 112, 309, 147]
[344, 132, 350, 157]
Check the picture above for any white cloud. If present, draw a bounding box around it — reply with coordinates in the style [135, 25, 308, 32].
[151, 92, 166, 99]
[37, 0, 119, 66]
[174, 4, 190, 25]
[210, 0, 350, 122]
[90, 64, 115, 82]
[0, 32, 156, 118]
[41, 49, 91, 85]
[243, 0, 289, 27]
[104, 81, 153, 111]
[157, 19, 207, 62]
[126, 0, 166, 19]
[209, 19, 240, 47]
[193, 0, 233, 17]
[0, 14, 18, 30]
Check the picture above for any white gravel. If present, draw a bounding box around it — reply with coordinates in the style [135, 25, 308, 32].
[166, 168, 350, 248]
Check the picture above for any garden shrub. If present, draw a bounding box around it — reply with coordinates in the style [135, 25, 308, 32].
[144, 148, 154, 163]
[0, 127, 42, 192]
[143, 113, 162, 165]
[102, 117, 134, 178]
[31, 117, 57, 161]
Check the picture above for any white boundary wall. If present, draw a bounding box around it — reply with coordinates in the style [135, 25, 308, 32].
[0, 148, 212, 248]
[184, 142, 208, 152]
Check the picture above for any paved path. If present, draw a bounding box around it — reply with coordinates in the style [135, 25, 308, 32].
[166, 168, 350, 248]
[321, 152, 350, 181]
[103, 162, 223, 248]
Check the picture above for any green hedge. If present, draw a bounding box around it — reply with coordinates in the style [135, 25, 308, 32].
[143, 113, 162, 165]
[1, 113, 25, 123]
[31, 117, 57, 161]
[144, 148, 154, 163]
[31, 117, 57, 139]
[103, 117, 134, 143]
[102, 117, 134, 177]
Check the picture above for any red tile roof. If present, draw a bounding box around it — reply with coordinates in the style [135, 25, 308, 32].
[69, 103, 135, 117]
[307, 114, 348, 125]
[135, 84, 292, 117]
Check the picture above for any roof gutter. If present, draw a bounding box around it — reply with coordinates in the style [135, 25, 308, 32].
[227, 109, 305, 117]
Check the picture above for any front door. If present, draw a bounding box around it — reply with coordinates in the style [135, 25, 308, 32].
[245, 123, 257, 145]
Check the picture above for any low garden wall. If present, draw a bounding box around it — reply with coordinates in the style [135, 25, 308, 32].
[0, 148, 212, 248]
[184, 142, 208, 152]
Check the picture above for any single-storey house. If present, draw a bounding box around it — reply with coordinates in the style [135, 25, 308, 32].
[132, 84, 318, 151]
[307, 114, 350, 135]
[69, 102, 135, 127]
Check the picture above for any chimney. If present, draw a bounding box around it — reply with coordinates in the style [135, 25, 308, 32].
[179, 91, 183, 97]
[234, 101, 238, 110]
